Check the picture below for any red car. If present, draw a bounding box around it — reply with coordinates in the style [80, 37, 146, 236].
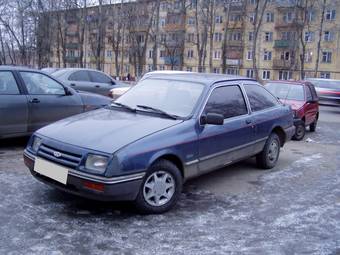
[265, 81, 319, 140]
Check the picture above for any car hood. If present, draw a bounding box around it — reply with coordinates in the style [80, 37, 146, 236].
[279, 99, 305, 110]
[37, 108, 182, 153]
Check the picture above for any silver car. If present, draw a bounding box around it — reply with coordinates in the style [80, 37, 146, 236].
[52, 68, 127, 97]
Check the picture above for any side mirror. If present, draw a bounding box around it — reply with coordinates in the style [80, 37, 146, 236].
[64, 87, 73, 96]
[111, 80, 116, 86]
[307, 99, 317, 104]
[201, 113, 224, 125]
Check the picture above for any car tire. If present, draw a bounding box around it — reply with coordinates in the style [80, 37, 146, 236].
[256, 133, 281, 169]
[134, 159, 183, 214]
[309, 118, 318, 132]
[293, 122, 305, 141]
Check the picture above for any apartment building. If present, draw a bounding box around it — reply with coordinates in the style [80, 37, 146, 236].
[41, 0, 340, 80]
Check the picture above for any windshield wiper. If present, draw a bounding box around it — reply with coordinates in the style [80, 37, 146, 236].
[136, 105, 179, 120]
[110, 102, 136, 112]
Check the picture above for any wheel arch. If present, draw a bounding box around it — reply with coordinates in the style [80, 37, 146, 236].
[148, 152, 185, 178]
[271, 126, 286, 147]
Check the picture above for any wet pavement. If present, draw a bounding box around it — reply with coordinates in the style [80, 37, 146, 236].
[0, 106, 339, 254]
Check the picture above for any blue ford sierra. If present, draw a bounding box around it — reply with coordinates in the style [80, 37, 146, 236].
[24, 72, 295, 213]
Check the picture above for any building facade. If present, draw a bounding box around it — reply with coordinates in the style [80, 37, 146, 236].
[40, 0, 340, 80]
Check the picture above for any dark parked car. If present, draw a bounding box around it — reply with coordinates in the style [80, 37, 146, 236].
[306, 78, 340, 106]
[52, 68, 128, 97]
[265, 81, 319, 141]
[24, 73, 295, 213]
[0, 66, 111, 139]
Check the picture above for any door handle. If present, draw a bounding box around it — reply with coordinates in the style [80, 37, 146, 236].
[246, 119, 252, 125]
[95, 85, 100, 88]
[29, 98, 40, 104]
[70, 83, 76, 87]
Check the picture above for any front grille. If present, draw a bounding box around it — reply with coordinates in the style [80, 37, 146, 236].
[37, 144, 82, 169]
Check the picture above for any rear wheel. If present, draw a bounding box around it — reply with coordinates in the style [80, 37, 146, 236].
[256, 133, 280, 169]
[134, 159, 183, 214]
[293, 122, 305, 141]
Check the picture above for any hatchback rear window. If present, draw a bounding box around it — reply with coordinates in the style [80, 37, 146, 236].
[265, 82, 305, 101]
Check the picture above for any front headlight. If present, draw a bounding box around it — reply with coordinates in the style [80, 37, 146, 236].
[85, 154, 109, 174]
[32, 136, 42, 152]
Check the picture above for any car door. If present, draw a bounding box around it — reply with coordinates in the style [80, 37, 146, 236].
[243, 83, 281, 151]
[67, 70, 93, 92]
[304, 84, 318, 125]
[198, 84, 255, 173]
[0, 71, 28, 137]
[88, 71, 115, 96]
[19, 71, 84, 132]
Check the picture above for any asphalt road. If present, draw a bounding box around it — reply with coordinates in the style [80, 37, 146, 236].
[0, 106, 339, 255]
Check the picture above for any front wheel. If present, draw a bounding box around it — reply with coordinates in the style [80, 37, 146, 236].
[134, 160, 183, 214]
[256, 133, 281, 169]
[293, 123, 305, 141]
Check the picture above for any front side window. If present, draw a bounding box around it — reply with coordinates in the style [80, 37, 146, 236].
[203, 85, 248, 119]
[305, 86, 313, 101]
[244, 84, 279, 112]
[0, 71, 20, 95]
[20, 72, 65, 95]
[265, 82, 305, 101]
[116, 78, 204, 118]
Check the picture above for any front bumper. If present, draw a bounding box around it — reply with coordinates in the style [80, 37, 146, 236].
[24, 150, 144, 201]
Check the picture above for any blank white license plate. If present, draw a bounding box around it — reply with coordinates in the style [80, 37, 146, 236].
[34, 157, 69, 185]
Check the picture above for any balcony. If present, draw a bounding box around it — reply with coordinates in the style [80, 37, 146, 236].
[275, 20, 303, 29]
[226, 40, 244, 49]
[273, 59, 296, 69]
[226, 59, 242, 66]
[164, 23, 186, 32]
[164, 56, 181, 66]
[274, 40, 296, 49]
[65, 43, 79, 49]
[65, 56, 80, 63]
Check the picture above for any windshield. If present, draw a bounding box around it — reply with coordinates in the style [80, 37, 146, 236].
[266, 83, 305, 101]
[115, 78, 205, 118]
[307, 79, 340, 89]
[52, 69, 69, 78]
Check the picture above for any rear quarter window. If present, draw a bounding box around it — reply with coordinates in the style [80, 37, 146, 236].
[69, 71, 91, 82]
[244, 84, 279, 112]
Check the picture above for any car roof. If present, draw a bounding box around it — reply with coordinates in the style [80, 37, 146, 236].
[306, 78, 340, 82]
[0, 65, 39, 72]
[142, 71, 256, 86]
[265, 80, 308, 86]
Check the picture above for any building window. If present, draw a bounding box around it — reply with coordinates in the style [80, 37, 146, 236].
[187, 49, 194, 58]
[148, 65, 153, 72]
[187, 67, 193, 72]
[283, 12, 293, 23]
[106, 50, 112, 58]
[263, 51, 272, 61]
[160, 50, 166, 58]
[187, 33, 195, 43]
[249, 0, 256, 5]
[247, 51, 253, 60]
[320, 72, 330, 79]
[215, 16, 223, 24]
[230, 32, 242, 41]
[304, 31, 314, 42]
[322, 51, 332, 63]
[230, 14, 241, 21]
[213, 68, 220, 74]
[266, 12, 274, 22]
[187, 17, 195, 25]
[304, 50, 313, 63]
[159, 65, 165, 70]
[160, 18, 166, 27]
[214, 33, 222, 42]
[264, 32, 273, 42]
[262, 70, 270, 80]
[248, 32, 254, 41]
[325, 9, 336, 20]
[246, 69, 254, 78]
[279, 71, 292, 80]
[227, 68, 239, 75]
[213, 50, 221, 59]
[280, 51, 291, 60]
[249, 13, 255, 23]
[307, 9, 315, 22]
[324, 31, 333, 41]
[148, 50, 153, 59]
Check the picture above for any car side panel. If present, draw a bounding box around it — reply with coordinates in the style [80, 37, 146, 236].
[114, 119, 200, 181]
[0, 95, 29, 136]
